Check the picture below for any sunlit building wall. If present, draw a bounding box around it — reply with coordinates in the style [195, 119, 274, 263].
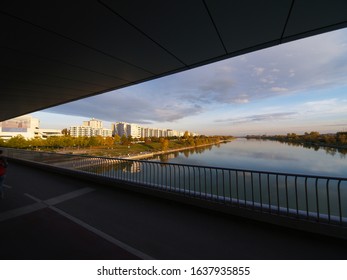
[0, 115, 40, 140]
[83, 118, 102, 129]
[70, 118, 112, 137]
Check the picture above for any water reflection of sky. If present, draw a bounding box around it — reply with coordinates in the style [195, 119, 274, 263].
[163, 138, 347, 177]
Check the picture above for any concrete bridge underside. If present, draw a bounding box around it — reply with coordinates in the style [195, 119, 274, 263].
[1, 1, 347, 121]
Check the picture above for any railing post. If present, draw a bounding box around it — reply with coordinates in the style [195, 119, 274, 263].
[315, 178, 320, 222]
[305, 177, 309, 219]
[326, 179, 331, 223]
[259, 173, 262, 211]
[338, 180, 342, 226]
[267, 173, 271, 213]
[295, 176, 299, 217]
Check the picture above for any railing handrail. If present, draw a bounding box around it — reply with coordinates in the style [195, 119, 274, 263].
[3, 147, 347, 182]
[3, 147, 347, 234]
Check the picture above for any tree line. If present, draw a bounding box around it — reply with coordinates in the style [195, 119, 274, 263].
[0, 133, 234, 151]
[246, 131, 347, 146]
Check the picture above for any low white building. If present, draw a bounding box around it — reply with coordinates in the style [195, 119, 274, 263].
[0, 115, 63, 140]
[0, 115, 40, 140]
[37, 129, 63, 138]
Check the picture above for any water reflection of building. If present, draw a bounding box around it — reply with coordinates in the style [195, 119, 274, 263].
[122, 161, 141, 173]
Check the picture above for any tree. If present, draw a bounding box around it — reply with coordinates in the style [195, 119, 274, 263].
[160, 138, 169, 151]
[144, 137, 151, 144]
[29, 137, 45, 149]
[187, 137, 195, 146]
[75, 136, 89, 147]
[113, 134, 121, 143]
[120, 135, 128, 145]
[183, 131, 190, 139]
[61, 136, 74, 148]
[337, 133, 347, 144]
[61, 128, 70, 136]
[0, 138, 5, 147]
[87, 136, 99, 147]
[7, 135, 27, 148]
[104, 137, 114, 148]
[46, 136, 62, 148]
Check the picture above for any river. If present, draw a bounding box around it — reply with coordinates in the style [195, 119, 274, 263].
[78, 138, 347, 219]
[149, 138, 347, 178]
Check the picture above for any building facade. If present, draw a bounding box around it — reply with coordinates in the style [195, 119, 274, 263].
[113, 122, 189, 139]
[70, 118, 112, 137]
[0, 115, 62, 140]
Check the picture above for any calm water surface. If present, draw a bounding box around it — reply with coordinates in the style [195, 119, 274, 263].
[83, 138, 347, 218]
[151, 138, 347, 178]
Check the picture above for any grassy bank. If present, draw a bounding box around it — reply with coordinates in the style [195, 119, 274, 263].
[60, 139, 233, 158]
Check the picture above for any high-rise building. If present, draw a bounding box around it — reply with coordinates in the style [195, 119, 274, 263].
[83, 118, 102, 129]
[114, 122, 127, 137]
[114, 122, 141, 138]
[127, 123, 141, 138]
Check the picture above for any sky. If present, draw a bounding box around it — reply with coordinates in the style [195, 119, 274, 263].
[33, 27, 347, 136]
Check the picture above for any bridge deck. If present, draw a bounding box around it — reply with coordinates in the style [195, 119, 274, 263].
[1, 161, 347, 260]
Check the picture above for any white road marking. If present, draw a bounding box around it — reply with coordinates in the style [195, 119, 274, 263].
[44, 187, 94, 206]
[51, 205, 154, 260]
[25, 193, 154, 260]
[0, 187, 93, 222]
[0, 203, 46, 222]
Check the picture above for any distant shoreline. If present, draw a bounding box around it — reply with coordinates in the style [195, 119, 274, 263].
[244, 136, 347, 150]
[119, 140, 230, 160]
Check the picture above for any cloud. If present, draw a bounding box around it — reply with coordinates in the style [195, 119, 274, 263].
[271, 87, 288, 92]
[215, 112, 297, 124]
[253, 67, 265, 76]
[299, 98, 347, 115]
[47, 87, 204, 124]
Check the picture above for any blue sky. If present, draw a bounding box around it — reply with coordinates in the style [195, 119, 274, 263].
[33, 27, 347, 136]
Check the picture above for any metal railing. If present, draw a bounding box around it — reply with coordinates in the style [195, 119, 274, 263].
[4, 148, 347, 227]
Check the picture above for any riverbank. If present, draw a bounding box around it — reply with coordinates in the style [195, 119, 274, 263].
[51, 138, 234, 159]
[119, 140, 232, 160]
[245, 132, 347, 153]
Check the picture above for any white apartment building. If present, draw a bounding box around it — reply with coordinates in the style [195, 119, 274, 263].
[70, 118, 112, 137]
[95, 128, 112, 137]
[127, 123, 142, 138]
[167, 129, 181, 137]
[114, 122, 127, 137]
[113, 122, 188, 139]
[114, 122, 141, 138]
[70, 126, 94, 137]
[83, 118, 102, 129]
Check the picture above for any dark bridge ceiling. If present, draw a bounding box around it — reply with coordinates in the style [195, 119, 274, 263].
[1, 0, 347, 121]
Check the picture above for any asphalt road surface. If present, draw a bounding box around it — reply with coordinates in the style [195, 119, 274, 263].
[1, 161, 347, 260]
